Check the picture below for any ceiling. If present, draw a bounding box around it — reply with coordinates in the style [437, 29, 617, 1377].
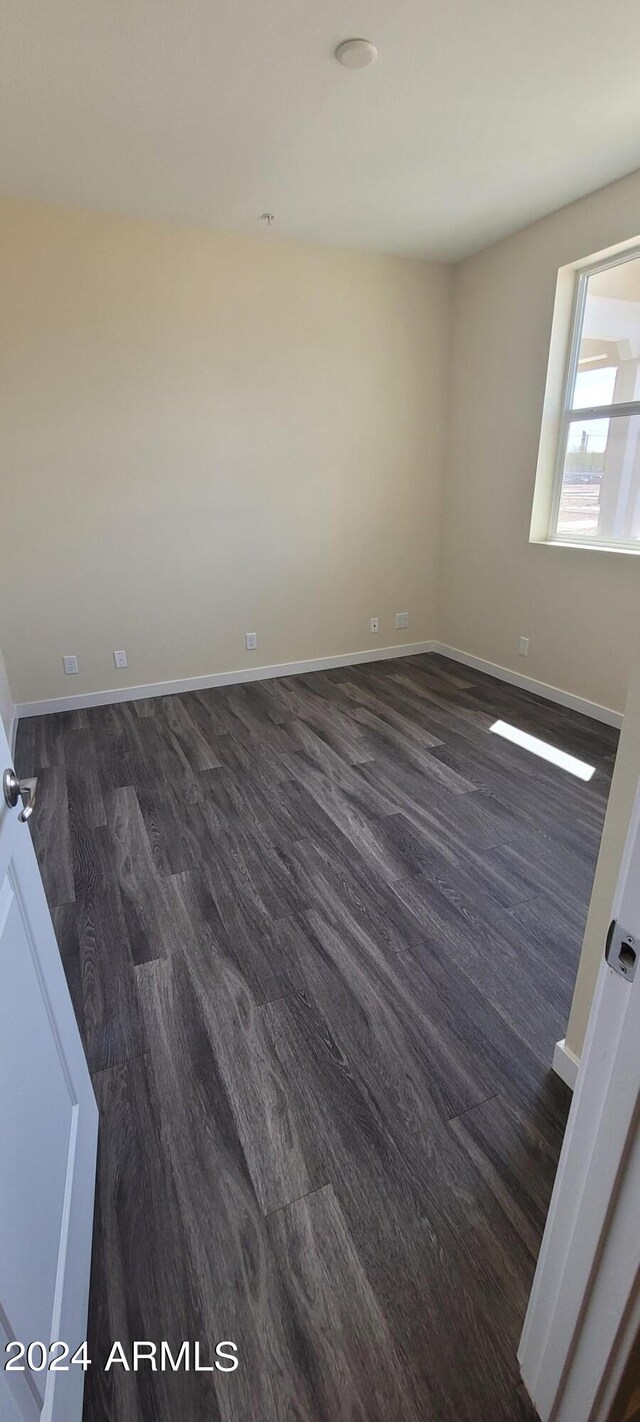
[1, 0, 640, 261]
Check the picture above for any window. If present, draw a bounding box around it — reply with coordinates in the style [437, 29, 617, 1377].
[548, 249, 640, 551]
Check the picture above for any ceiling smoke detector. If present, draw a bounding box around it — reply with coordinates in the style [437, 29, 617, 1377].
[335, 38, 378, 69]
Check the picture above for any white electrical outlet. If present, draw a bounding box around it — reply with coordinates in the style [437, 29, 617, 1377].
[518, 636, 530, 657]
[395, 612, 409, 630]
[245, 632, 257, 651]
[63, 655, 79, 675]
[113, 649, 128, 669]
[369, 617, 380, 634]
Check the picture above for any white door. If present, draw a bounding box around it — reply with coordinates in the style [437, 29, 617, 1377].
[0, 714, 98, 1422]
[519, 774, 640, 1421]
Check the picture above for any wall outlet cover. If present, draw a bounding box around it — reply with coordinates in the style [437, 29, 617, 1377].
[113, 649, 128, 669]
[369, 617, 380, 634]
[63, 655, 79, 675]
[395, 612, 410, 630]
[518, 636, 530, 656]
[245, 632, 257, 651]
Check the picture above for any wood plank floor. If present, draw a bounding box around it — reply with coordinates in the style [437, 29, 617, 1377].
[16, 653, 618, 1421]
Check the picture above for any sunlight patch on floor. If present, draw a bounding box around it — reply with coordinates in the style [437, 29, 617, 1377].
[489, 720, 596, 781]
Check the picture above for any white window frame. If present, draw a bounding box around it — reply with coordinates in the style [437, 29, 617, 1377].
[547, 242, 640, 553]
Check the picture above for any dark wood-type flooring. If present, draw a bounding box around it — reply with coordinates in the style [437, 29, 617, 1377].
[16, 653, 618, 1421]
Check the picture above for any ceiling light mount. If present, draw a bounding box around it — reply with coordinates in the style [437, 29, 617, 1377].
[335, 38, 377, 70]
[260, 212, 275, 226]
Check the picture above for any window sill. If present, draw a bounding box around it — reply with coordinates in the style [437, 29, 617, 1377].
[531, 538, 640, 557]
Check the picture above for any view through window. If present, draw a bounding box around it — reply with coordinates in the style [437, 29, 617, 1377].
[552, 251, 640, 549]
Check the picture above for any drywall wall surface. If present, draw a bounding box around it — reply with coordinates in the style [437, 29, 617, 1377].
[0, 198, 450, 703]
[441, 167, 640, 714]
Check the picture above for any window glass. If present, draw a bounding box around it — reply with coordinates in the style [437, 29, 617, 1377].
[557, 413, 640, 543]
[572, 255, 640, 410]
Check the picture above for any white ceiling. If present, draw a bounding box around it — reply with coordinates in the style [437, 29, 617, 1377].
[2, 0, 640, 261]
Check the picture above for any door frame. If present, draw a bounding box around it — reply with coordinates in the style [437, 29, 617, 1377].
[519, 779, 640, 1421]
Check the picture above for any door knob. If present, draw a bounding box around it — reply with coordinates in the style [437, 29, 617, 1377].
[2, 769, 37, 822]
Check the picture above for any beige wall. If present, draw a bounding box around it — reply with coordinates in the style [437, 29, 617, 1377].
[3, 179, 639, 713]
[441, 169, 640, 716]
[1, 182, 639, 1060]
[0, 198, 450, 704]
[566, 641, 640, 1059]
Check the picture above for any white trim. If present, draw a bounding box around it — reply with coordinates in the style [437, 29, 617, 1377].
[578, 239, 640, 281]
[548, 263, 588, 538]
[519, 779, 640, 1421]
[14, 641, 437, 720]
[538, 537, 640, 556]
[561, 398, 640, 422]
[13, 639, 623, 730]
[9, 707, 18, 759]
[434, 644, 622, 728]
[552, 1038, 579, 1091]
[593, 1270, 640, 1422]
[547, 241, 640, 550]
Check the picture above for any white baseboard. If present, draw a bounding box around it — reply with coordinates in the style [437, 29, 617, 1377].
[552, 1037, 580, 1091]
[15, 640, 438, 720]
[434, 644, 622, 729]
[14, 637, 624, 731]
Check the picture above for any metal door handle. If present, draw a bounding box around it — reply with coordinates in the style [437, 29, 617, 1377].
[2, 769, 37, 822]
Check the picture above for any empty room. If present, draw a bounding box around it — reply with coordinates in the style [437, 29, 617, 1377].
[2, 3, 640, 1420]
